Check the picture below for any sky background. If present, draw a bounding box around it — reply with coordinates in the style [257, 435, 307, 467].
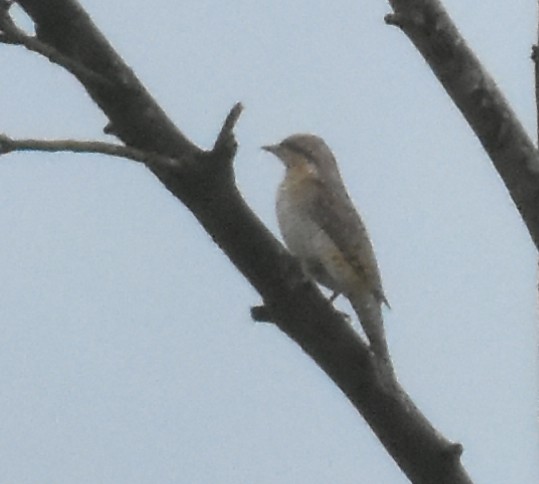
[0, 1, 537, 483]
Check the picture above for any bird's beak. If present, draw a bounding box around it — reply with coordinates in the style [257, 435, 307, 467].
[261, 144, 278, 154]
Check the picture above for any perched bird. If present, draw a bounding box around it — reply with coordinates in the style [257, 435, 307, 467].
[263, 134, 389, 358]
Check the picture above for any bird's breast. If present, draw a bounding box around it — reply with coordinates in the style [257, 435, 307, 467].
[276, 170, 343, 291]
[276, 168, 321, 256]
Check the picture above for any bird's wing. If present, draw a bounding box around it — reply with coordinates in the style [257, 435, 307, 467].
[305, 176, 389, 307]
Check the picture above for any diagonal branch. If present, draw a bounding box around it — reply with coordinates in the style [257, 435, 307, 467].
[386, 0, 539, 251]
[15, 0, 195, 154]
[0, 0, 110, 86]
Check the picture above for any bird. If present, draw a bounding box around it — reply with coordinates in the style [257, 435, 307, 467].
[262, 134, 390, 359]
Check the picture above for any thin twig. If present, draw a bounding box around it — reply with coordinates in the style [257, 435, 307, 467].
[0, 134, 184, 169]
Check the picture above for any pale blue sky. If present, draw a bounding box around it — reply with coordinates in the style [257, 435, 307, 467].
[0, 1, 537, 483]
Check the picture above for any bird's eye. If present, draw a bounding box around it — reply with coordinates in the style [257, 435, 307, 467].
[285, 142, 315, 164]
[305, 153, 317, 164]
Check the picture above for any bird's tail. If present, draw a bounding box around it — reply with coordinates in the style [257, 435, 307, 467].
[349, 291, 391, 365]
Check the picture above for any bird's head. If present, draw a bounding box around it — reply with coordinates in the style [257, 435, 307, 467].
[262, 133, 344, 189]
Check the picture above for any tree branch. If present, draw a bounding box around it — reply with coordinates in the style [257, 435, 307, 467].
[534, 0, 539, 143]
[15, 0, 195, 155]
[0, 0, 110, 86]
[213, 102, 243, 153]
[0, 133, 183, 169]
[386, 0, 539, 251]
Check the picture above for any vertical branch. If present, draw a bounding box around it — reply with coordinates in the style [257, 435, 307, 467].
[534, 1, 539, 144]
[534, 1, 539, 323]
